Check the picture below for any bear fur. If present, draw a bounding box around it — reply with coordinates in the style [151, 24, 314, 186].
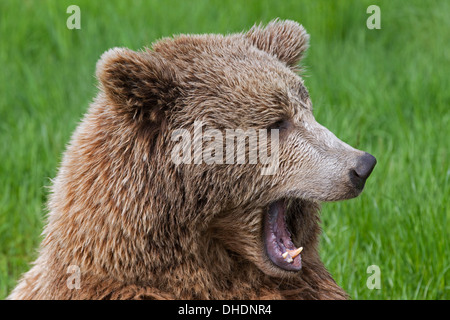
[8, 20, 375, 300]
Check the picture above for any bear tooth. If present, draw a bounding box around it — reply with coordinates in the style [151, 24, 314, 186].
[287, 247, 303, 259]
[282, 252, 294, 263]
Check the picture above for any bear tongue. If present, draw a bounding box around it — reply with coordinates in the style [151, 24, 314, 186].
[264, 199, 302, 271]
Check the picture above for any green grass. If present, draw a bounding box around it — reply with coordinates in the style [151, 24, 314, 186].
[0, 0, 448, 299]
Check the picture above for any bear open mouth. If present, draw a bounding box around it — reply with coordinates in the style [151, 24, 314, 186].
[264, 199, 303, 271]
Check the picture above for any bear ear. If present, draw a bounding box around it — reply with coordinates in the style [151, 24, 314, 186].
[96, 47, 178, 122]
[244, 19, 310, 68]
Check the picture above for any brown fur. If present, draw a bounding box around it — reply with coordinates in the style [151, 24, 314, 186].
[7, 20, 367, 300]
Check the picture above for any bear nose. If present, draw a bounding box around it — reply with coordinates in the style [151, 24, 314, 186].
[350, 152, 377, 189]
[354, 152, 377, 180]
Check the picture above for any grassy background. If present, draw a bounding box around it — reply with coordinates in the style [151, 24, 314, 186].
[0, 0, 448, 299]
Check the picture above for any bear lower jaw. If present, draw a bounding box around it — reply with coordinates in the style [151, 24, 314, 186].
[263, 199, 303, 272]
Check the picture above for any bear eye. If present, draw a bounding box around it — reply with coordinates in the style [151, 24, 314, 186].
[267, 119, 291, 132]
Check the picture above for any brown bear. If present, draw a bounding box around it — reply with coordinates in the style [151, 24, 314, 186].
[8, 19, 376, 300]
